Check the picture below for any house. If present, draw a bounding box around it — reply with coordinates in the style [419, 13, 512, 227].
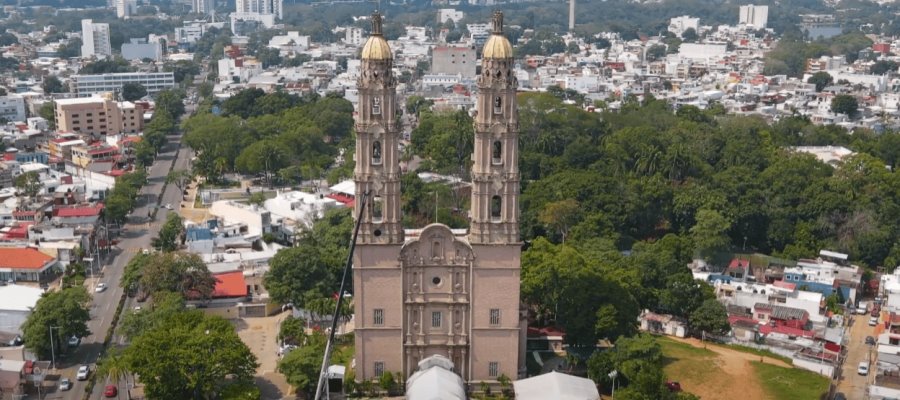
[753, 302, 809, 329]
[0, 359, 25, 398]
[527, 326, 566, 353]
[0, 284, 43, 334]
[639, 310, 687, 338]
[211, 271, 248, 300]
[0, 247, 59, 282]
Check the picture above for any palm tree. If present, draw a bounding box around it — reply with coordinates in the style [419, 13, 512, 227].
[97, 353, 130, 400]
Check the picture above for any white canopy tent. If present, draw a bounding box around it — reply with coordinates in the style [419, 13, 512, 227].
[513, 371, 600, 400]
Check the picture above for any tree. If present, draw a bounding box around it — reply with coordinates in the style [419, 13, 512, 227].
[405, 95, 433, 116]
[681, 28, 698, 42]
[124, 311, 258, 399]
[264, 243, 339, 310]
[646, 44, 667, 62]
[152, 213, 184, 252]
[277, 316, 306, 346]
[42, 76, 64, 94]
[14, 171, 42, 198]
[97, 352, 130, 395]
[155, 89, 186, 118]
[831, 94, 859, 117]
[587, 335, 677, 400]
[235, 140, 289, 186]
[38, 101, 56, 129]
[689, 209, 732, 260]
[138, 252, 216, 300]
[121, 82, 147, 101]
[689, 298, 729, 335]
[871, 60, 898, 75]
[22, 287, 92, 360]
[166, 169, 193, 194]
[247, 191, 267, 206]
[0, 32, 17, 46]
[807, 71, 833, 92]
[538, 199, 581, 242]
[278, 331, 326, 398]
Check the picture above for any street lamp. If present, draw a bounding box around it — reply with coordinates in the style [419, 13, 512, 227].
[49, 326, 60, 370]
[608, 370, 618, 399]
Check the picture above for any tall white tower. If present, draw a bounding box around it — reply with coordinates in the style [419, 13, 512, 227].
[81, 19, 112, 59]
[568, 0, 575, 31]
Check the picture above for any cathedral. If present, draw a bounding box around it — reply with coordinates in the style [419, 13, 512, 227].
[351, 11, 525, 385]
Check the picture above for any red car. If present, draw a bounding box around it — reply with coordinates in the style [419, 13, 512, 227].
[104, 385, 117, 398]
[666, 381, 683, 392]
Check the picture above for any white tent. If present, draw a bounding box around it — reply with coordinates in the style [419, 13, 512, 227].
[406, 355, 466, 400]
[513, 371, 600, 400]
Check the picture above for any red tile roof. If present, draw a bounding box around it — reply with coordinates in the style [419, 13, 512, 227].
[0, 248, 55, 270]
[212, 271, 247, 298]
[54, 203, 104, 218]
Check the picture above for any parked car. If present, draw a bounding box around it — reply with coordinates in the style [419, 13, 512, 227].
[164, 203, 173, 210]
[665, 381, 682, 392]
[95, 283, 107, 293]
[76, 365, 89, 381]
[870, 316, 879, 326]
[858, 362, 870, 375]
[104, 385, 117, 398]
[67, 336, 80, 347]
[866, 336, 876, 345]
[59, 378, 71, 391]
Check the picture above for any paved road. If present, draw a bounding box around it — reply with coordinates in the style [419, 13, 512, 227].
[38, 103, 196, 400]
[836, 312, 878, 399]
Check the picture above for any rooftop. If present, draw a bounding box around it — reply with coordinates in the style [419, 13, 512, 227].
[212, 271, 248, 298]
[0, 284, 43, 312]
[0, 248, 55, 270]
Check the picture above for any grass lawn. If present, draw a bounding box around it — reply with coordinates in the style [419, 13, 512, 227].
[727, 344, 793, 365]
[658, 336, 720, 383]
[752, 361, 830, 400]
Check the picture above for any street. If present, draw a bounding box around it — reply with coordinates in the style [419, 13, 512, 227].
[38, 101, 196, 400]
[836, 312, 879, 399]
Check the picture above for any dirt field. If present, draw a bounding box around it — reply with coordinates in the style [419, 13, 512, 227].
[661, 337, 791, 400]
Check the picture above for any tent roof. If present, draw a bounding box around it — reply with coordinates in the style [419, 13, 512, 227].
[513, 371, 600, 400]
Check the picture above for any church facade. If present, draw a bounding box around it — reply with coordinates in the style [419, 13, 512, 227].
[352, 11, 525, 385]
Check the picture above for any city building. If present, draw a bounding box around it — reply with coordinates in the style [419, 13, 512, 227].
[234, 0, 282, 19]
[192, 0, 214, 15]
[80, 19, 112, 59]
[431, 45, 477, 78]
[344, 27, 364, 46]
[669, 15, 700, 37]
[115, 0, 136, 18]
[739, 4, 768, 29]
[352, 11, 523, 387]
[0, 95, 26, 123]
[54, 95, 145, 136]
[437, 9, 464, 25]
[71, 72, 175, 97]
[0, 247, 59, 283]
[121, 38, 163, 61]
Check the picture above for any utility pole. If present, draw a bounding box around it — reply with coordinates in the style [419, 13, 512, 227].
[49, 326, 60, 370]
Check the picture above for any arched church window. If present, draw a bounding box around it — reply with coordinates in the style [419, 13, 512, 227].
[491, 141, 502, 164]
[371, 195, 383, 223]
[372, 141, 382, 165]
[493, 96, 502, 114]
[372, 97, 381, 115]
[491, 195, 502, 221]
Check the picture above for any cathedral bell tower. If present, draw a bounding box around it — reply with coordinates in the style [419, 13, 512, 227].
[469, 11, 519, 245]
[355, 12, 403, 245]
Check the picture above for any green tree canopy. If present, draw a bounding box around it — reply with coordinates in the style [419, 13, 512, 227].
[831, 94, 859, 117]
[121, 82, 147, 101]
[22, 287, 92, 359]
[807, 71, 833, 92]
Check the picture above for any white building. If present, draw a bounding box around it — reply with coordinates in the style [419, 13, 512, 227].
[0, 285, 43, 335]
[438, 9, 464, 25]
[80, 19, 112, 59]
[175, 22, 208, 44]
[739, 4, 769, 29]
[121, 38, 163, 61]
[669, 16, 700, 37]
[208, 200, 272, 237]
[268, 31, 310, 54]
[115, 0, 136, 18]
[0, 96, 26, 123]
[192, 0, 213, 15]
[344, 27, 364, 46]
[230, 12, 276, 33]
[235, 0, 282, 19]
[71, 72, 175, 97]
[263, 190, 343, 229]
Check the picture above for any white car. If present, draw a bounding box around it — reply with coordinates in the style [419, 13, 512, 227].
[870, 316, 879, 326]
[164, 203, 173, 210]
[858, 362, 870, 375]
[59, 378, 71, 391]
[67, 335, 80, 347]
[95, 283, 107, 293]
[76, 365, 89, 381]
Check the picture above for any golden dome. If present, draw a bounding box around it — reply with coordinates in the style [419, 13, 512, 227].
[361, 11, 392, 60]
[361, 35, 392, 60]
[482, 34, 513, 59]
